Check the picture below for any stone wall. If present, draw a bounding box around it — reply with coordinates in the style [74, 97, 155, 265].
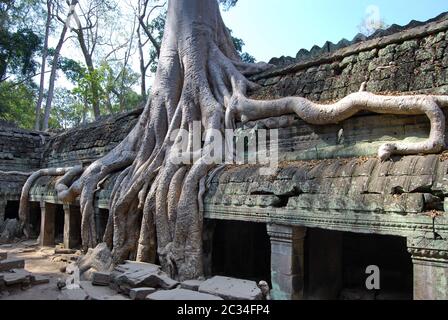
[0, 127, 45, 172]
[251, 13, 448, 102]
[42, 109, 142, 168]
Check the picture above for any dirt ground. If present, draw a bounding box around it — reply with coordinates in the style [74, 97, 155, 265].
[0, 240, 69, 300]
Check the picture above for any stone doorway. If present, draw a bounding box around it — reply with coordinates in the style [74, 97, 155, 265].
[4, 200, 20, 220]
[303, 229, 413, 300]
[211, 220, 271, 286]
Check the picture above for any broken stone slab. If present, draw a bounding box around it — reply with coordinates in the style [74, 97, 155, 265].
[146, 288, 223, 301]
[111, 261, 179, 290]
[181, 280, 204, 291]
[0, 259, 25, 272]
[2, 269, 33, 286]
[80, 281, 123, 300]
[129, 287, 157, 300]
[0, 252, 6, 261]
[92, 271, 111, 286]
[198, 276, 263, 300]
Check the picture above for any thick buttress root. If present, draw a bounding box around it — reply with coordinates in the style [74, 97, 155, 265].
[17, 0, 448, 282]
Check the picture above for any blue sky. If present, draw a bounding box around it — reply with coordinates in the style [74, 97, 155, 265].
[221, 0, 448, 62]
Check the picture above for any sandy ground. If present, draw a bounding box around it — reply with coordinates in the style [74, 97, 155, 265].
[0, 240, 69, 300]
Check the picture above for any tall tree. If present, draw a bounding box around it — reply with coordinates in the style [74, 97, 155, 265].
[0, 0, 42, 84]
[20, 0, 448, 283]
[69, 0, 118, 120]
[42, 0, 78, 131]
[34, 0, 53, 131]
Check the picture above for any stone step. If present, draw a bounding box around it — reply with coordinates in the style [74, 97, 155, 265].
[0, 259, 25, 272]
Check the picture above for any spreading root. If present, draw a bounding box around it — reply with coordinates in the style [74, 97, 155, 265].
[17, 10, 448, 281]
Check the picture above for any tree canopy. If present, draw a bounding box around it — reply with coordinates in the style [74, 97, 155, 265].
[0, 0, 252, 131]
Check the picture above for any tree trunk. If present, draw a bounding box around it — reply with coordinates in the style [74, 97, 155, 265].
[19, 0, 446, 282]
[76, 29, 101, 119]
[42, 0, 79, 131]
[137, 27, 147, 99]
[34, 0, 52, 131]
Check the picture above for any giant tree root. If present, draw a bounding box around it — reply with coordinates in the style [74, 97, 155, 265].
[226, 88, 448, 160]
[17, 0, 448, 282]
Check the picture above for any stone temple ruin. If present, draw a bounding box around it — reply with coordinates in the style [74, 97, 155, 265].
[1, 12, 448, 300]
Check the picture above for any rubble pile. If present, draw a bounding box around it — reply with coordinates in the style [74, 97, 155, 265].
[63, 259, 267, 301]
[0, 251, 49, 294]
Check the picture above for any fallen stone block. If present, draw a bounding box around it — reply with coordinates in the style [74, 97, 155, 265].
[111, 261, 178, 290]
[92, 271, 111, 286]
[181, 280, 204, 291]
[147, 288, 223, 300]
[129, 287, 157, 300]
[2, 269, 32, 286]
[0, 259, 25, 272]
[0, 252, 6, 261]
[198, 276, 263, 300]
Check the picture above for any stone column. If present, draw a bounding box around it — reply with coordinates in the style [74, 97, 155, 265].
[0, 199, 6, 223]
[40, 202, 56, 247]
[63, 204, 81, 249]
[267, 224, 307, 300]
[408, 236, 448, 300]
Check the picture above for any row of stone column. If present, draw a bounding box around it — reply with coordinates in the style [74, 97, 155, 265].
[264, 224, 448, 300]
[39, 202, 81, 249]
[35, 203, 448, 300]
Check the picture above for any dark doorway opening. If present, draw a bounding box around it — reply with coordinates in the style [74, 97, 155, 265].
[212, 220, 271, 285]
[304, 228, 413, 300]
[342, 232, 413, 300]
[28, 202, 41, 238]
[55, 205, 65, 244]
[5, 200, 19, 220]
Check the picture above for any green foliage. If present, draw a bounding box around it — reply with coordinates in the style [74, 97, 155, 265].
[58, 59, 142, 124]
[147, 10, 166, 73]
[49, 88, 86, 129]
[0, 0, 44, 82]
[228, 29, 256, 63]
[0, 81, 36, 129]
[0, 28, 41, 81]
